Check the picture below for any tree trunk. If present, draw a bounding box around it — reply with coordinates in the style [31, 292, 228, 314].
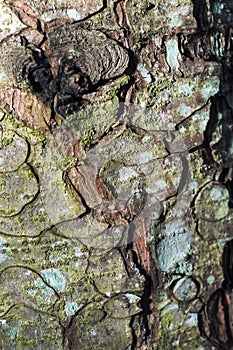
[0, 0, 232, 349]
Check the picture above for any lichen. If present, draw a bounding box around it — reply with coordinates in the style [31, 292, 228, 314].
[165, 39, 181, 71]
[0, 0, 231, 348]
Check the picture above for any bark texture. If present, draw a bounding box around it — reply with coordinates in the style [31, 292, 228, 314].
[0, 0, 233, 349]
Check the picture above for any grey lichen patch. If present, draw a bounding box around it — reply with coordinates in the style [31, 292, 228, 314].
[23, 0, 103, 22]
[0, 115, 50, 236]
[0, 196, 50, 236]
[38, 268, 66, 294]
[201, 76, 220, 100]
[178, 83, 193, 96]
[0, 226, 143, 331]
[64, 301, 79, 316]
[65, 302, 133, 350]
[0, 130, 28, 172]
[168, 3, 191, 29]
[124, 0, 195, 35]
[40, 166, 85, 224]
[159, 302, 184, 347]
[131, 72, 219, 132]
[88, 249, 144, 296]
[197, 210, 233, 243]
[194, 182, 229, 222]
[66, 100, 121, 145]
[158, 299, 205, 349]
[172, 277, 198, 302]
[103, 294, 141, 318]
[137, 63, 153, 83]
[0, 267, 94, 332]
[157, 228, 193, 274]
[0, 236, 10, 264]
[73, 125, 170, 226]
[37, 133, 86, 226]
[0, 0, 231, 348]
[53, 216, 118, 252]
[190, 236, 225, 304]
[0, 164, 38, 217]
[176, 103, 211, 149]
[0, 232, 96, 322]
[0, 267, 59, 316]
[0, 306, 65, 350]
[0, 231, 89, 277]
[165, 38, 181, 72]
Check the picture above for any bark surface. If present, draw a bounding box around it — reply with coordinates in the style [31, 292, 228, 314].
[0, 0, 233, 349]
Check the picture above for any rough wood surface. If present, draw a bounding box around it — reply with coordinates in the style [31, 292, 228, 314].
[0, 0, 233, 349]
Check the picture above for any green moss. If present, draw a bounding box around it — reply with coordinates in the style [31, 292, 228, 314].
[60, 155, 77, 170]
[81, 128, 96, 148]
[1, 134, 14, 147]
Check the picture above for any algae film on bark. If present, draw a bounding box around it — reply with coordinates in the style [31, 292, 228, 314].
[0, 0, 233, 349]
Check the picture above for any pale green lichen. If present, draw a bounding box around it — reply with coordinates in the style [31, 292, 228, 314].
[0, 237, 8, 263]
[137, 63, 152, 83]
[0, 164, 38, 217]
[206, 275, 215, 285]
[172, 277, 197, 301]
[64, 301, 79, 316]
[118, 167, 138, 181]
[156, 219, 193, 274]
[165, 39, 181, 71]
[67, 8, 81, 20]
[201, 76, 220, 99]
[41, 268, 66, 292]
[178, 83, 193, 96]
[185, 313, 198, 327]
[178, 104, 193, 117]
[157, 233, 193, 274]
[195, 182, 229, 221]
[168, 4, 190, 28]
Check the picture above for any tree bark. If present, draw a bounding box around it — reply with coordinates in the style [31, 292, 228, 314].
[0, 0, 233, 349]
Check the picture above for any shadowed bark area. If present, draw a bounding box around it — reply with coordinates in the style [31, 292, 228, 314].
[0, 0, 233, 349]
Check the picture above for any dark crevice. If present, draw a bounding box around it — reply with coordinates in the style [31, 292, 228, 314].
[175, 102, 210, 130]
[62, 301, 94, 350]
[129, 315, 138, 350]
[198, 238, 233, 349]
[20, 38, 56, 105]
[130, 248, 153, 347]
[183, 1, 233, 219]
[117, 246, 132, 278]
[116, 74, 136, 103]
[191, 0, 210, 32]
